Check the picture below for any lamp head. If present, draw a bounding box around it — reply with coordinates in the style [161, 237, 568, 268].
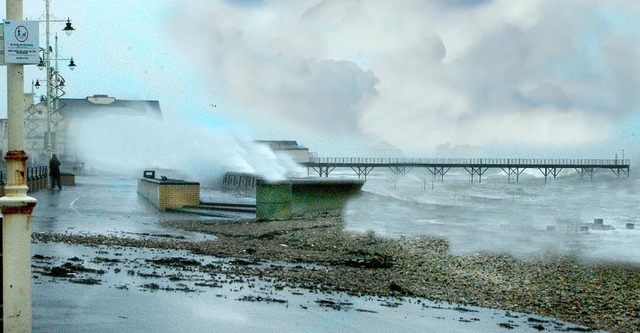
[63, 18, 75, 36]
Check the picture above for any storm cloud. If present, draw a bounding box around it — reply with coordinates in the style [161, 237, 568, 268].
[168, 0, 640, 155]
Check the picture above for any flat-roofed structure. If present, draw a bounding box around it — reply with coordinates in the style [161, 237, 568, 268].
[255, 140, 310, 163]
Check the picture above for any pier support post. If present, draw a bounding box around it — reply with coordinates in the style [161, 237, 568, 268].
[464, 167, 488, 184]
[610, 167, 629, 178]
[538, 167, 563, 183]
[501, 167, 525, 183]
[310, 166, 335, 178]
[426, 167, 449, 182]
[576, 167, 595, 181]
[388, 166, 411, 189]
[350, 166, 374, 180]
[426, 167, 437, 180]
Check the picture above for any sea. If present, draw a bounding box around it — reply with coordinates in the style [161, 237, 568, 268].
[341, 167, 640, 263]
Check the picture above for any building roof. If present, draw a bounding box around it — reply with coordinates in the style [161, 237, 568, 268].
[53, 95, 162, 119]
[255, 140, 308, 151]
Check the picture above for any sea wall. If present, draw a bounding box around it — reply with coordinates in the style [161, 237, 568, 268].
[222, 172, 261, 190]
[61, 173, 75, 186]
[256, 179, 365, 220]
[137, 176, 200, 211]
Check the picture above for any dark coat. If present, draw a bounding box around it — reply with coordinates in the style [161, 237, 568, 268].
[49, 156, 61, 177]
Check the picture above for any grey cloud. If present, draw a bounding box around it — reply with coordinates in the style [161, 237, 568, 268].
[517, 83, 572, 109]
[261, 59, 380, 134]
[167, 0, 640, 155]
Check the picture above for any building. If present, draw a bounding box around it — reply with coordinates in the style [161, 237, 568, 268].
[255, 140, 310, 163]
[0, 94, 162, 170]
[221, 141, 310, 190]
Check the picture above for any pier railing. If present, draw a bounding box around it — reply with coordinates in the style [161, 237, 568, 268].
[307, 157, 631, 167]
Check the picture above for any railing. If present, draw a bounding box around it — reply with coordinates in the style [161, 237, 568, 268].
[0, 166, 49, 186]
[307, 157, 631, 166]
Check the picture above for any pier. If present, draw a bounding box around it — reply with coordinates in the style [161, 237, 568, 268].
[302, 158, 631, 183]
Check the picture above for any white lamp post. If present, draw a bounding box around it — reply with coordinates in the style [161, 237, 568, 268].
[35, 33, 76, 170]
[1, 1, 38, 331]
[39, 0, 75, 186]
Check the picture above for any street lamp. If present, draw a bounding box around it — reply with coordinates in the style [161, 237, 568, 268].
[36, 0, 77, 168]
[34, 67, 67, 92]
[37, 50, 75, 71]
[62, 18, 75, 36]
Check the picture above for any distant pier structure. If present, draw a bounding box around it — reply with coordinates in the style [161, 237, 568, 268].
[302, 158, 631, 183]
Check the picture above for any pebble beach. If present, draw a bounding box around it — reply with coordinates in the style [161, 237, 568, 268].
[33, 211, 640, 332]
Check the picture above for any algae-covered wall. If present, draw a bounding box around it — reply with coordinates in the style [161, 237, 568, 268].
[256, 181, 292, 220]
[256, 179, 364, 220]
[291, 180, 363, 215]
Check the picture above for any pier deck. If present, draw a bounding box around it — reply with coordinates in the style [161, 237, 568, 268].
[302, 158, 631, 183]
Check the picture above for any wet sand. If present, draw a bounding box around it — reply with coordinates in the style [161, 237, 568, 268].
[34, 212, 640, 332]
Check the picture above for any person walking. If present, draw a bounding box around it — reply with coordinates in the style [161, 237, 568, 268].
[49, 154, 62, 190]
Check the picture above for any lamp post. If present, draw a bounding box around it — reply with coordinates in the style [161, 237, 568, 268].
[35, 34, 75, 168]
[2, 0, 38, 331]
[36, 0, 75, 185]
[52, 33, 74, 154]
[41, 0, 75, 161]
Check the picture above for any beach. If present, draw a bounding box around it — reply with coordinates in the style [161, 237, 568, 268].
[33, 211, 639, 332]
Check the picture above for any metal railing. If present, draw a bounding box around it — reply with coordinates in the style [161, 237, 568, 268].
[307, 157, 631, 167]
[0, 166, 49, 186]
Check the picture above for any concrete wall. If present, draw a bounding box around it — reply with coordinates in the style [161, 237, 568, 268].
[138, 179, 160, 207]
[137, 178, 200, 211]
[160, 184, 200, 210]
[61, 174, 75, 186]
[256, 179, 364, 220]
[256, 181, 292, 220]
[291, 180, 364, 215]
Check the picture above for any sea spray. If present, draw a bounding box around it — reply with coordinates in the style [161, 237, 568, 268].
[67, 112, 301, 184]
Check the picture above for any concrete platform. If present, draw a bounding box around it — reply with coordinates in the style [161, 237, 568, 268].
[29, 175, 218, 239]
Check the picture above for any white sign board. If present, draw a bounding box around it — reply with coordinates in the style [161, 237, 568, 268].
[3, 20, 39, 64]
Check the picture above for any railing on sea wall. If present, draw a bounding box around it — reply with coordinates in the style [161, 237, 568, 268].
[0, 166, 49, 187]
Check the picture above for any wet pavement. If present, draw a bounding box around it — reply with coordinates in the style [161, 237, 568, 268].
[29, 176, 604, 332]
[30, 176, 221, 241]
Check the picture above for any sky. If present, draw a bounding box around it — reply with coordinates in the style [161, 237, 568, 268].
[1, 0, 639, 159]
